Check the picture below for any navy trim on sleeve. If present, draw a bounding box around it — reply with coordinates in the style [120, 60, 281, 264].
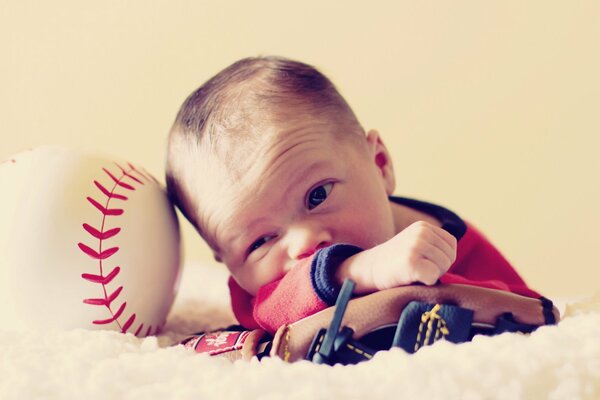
[389, 196, 467, 240]
[310, 244, 363, 305]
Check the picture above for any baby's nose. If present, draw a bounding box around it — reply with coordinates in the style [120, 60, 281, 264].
[286, 224, 332, 260]
[294, 240, 331, 260]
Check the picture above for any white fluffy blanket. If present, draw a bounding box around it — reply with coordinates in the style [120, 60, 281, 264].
[2, 262, 599, 400]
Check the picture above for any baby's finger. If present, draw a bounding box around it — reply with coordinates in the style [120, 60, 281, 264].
[415, 223, 457, 264]
[416, 240, 454, 274]
[430, 226, 457, 262]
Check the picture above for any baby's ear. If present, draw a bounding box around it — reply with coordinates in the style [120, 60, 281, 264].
[366, 130, 396, 195]
[213, 253, 223, 263]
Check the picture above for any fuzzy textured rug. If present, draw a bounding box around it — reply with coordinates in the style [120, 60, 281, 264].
[2, 262, 599, 400]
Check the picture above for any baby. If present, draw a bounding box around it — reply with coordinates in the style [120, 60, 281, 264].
[166, 56, 540, 335]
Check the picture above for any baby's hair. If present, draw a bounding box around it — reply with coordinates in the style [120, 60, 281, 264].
[166, 55, 363, 236]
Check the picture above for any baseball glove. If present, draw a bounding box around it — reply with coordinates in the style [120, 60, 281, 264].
[181, 280, 559, 365]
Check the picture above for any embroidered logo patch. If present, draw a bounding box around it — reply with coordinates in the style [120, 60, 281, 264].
[183, 331, 251, 355]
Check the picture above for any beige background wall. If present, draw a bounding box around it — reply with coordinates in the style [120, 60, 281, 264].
[2, 1, 598, 296]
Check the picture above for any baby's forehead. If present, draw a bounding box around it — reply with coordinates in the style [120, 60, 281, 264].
[202, 143, 370, 268]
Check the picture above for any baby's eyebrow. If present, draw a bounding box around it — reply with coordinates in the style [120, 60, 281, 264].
[219, 215, 270, 253]
[282, 160, 331, 194]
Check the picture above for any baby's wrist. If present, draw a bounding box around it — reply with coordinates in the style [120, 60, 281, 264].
[310, 243, 363, 305]
[335, 247, 378, 294]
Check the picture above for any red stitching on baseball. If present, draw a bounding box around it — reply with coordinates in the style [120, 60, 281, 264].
[94, 181, 128, 201]
[81, 266, 120, 285]
[86, 197, 124, 216]
[82, 224, 121, 240]
[122, 313, 136, 333]
[116, 163, 144, 185]
[83, 286, 123, 307]
[78, 163, 153, 336]
[126, 163, 157, 185]
[127, 162, 145, 178]
[93, 302, 127, 324]
[141, 167, 159, 184]
[103, 168, 135, 191]
[78, 243, 119, 260]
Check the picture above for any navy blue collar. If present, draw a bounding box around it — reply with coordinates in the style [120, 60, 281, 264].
[389, 196, 467, 241]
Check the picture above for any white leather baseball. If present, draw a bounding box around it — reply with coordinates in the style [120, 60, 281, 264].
[0, 146, 181, 336]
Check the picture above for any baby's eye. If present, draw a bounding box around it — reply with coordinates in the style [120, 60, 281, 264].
[248, 235, 274, 255]
[306, 183, 333, 210]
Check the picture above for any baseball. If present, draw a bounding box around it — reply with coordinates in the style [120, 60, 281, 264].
[0, 146, 181, 336]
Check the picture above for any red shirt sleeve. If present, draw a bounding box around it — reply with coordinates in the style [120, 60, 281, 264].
[228, 256, 328, 334]
[228, 277, 260, 330]
[440, 222, 540, 298]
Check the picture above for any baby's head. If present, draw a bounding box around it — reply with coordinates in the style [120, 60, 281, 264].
[167, 56, 397, 294]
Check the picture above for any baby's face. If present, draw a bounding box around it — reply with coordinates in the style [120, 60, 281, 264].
[193, 119, 396, 295]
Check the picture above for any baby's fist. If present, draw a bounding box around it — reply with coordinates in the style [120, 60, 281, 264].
[372, 221, 457, 288]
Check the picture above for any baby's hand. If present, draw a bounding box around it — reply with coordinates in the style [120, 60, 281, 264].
[337, 221, 457, 293]
[371, 221, 457, 288]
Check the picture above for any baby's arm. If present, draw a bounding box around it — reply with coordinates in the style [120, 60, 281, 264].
[234, 220, 538, 334]
[236, 221, 456, 333]
[335, 221, 457, 295]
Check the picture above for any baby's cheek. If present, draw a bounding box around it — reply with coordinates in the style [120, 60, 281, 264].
[345, 212, 394, 247]
[253, 251, 287, 288]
